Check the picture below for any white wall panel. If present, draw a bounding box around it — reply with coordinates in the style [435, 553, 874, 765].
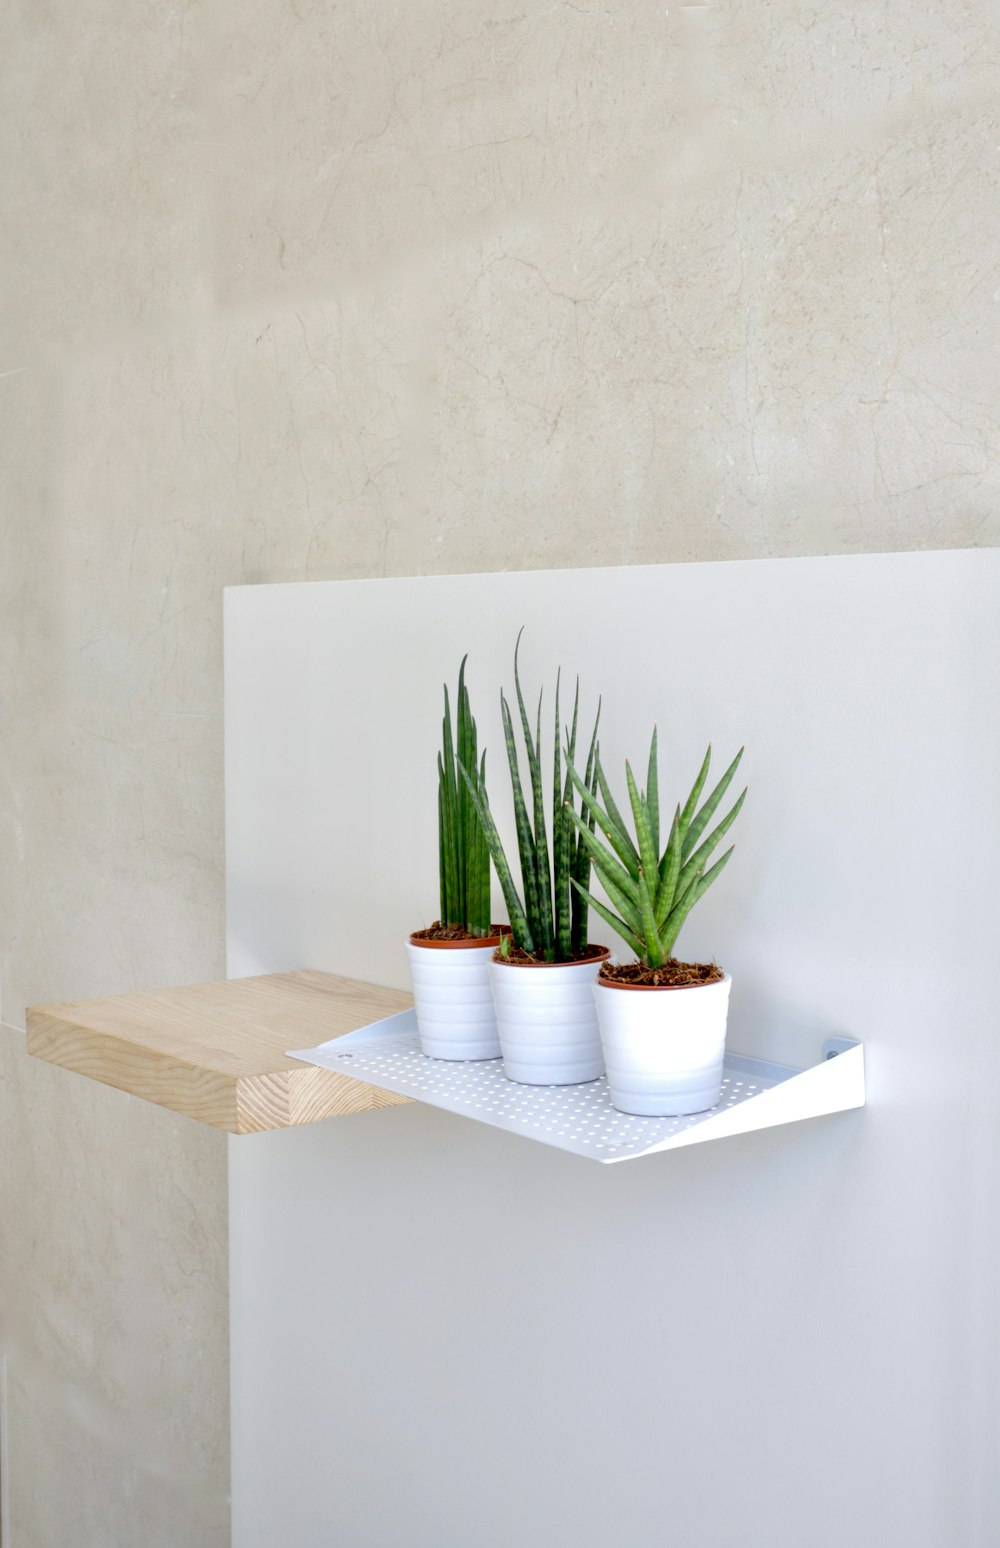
[226, 552, 1000, 1548]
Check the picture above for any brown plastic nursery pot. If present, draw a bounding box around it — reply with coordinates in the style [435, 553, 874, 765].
[596, 959, 726, 989]
[596, 975, 714, 990]
[491, 943, 609, 968]
[408, 926, 509, 951]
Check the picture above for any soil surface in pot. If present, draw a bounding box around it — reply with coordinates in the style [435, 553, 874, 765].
[600, 958, 724, 988]
[411, 921, 506, 942]
[493, 942, 609, 966]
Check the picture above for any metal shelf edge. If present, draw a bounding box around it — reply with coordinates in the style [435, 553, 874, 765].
[289, 1013, 865, 1164]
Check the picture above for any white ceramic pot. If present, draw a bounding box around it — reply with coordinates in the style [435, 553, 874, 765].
[406, 933, 504, 1060]
[594, 973, 732, 1115]
[489, 949, 610, 1085]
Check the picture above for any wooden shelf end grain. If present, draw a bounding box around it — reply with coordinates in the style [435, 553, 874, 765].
[26, 970, 413, 1134]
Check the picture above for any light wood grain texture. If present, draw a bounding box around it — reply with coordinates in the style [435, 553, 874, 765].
[25, 971, 412, 1134]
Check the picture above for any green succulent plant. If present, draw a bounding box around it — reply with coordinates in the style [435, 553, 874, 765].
[459, 634, 601, 961]
[564, 732, 746, 968]
[437, 657, 492, 936]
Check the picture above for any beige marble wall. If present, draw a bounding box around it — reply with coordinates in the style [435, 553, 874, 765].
[0, 1030, 229, 1548]
[1, 0, 996, 1542]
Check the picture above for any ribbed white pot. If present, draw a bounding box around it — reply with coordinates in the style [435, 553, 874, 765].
[490, 950, 610, 1085]
[594, 973, 732, 1115]
[406, 934, 503, 1060]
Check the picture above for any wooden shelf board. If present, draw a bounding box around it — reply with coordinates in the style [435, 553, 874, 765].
[26, 970, 412, 1134]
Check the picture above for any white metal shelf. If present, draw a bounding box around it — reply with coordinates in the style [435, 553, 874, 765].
[289, 1011, 865, 1164]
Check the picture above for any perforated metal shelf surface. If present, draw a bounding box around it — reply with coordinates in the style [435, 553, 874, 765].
[289, 1010, 864, 1163]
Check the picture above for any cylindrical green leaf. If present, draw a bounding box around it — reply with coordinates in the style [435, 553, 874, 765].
[595, 756, 640, 868]
[571, 710, 600, 955]
[659, 845, 734, 956]
[626, 761, 659, 890]
[514, 636, 553, 958]
[459, 760, 535, 952]
[441, 688, 463, 924]
[553, 670, 573, 962]
[475, 749, 491, 935]
[565, 803, 641, 907]
[501, 693, 541, 943]
[674, 787, 747, 905]
[682, 747, 744, 860]
[456, 658, 469, 918]
[570, 878, 643, 958]
[438, 763, 448, 922]
[678, 745, 712, 839]
[637, 868, 664, 968]
[565, 757, 638, 876]
[532, 687, 554, 959]
[645, 726, 659, 859]
[654, 804, 682, 926]
[595, 864, 644, 940]
[440, 745, 460, 926]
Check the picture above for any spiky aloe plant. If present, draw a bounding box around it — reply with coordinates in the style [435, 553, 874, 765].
[459, 634, 600, 961]
[565, 733, 746, 967]
[437, 657, 492, 936]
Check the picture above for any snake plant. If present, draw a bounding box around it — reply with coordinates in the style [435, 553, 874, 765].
[459, 634, 600, 960]
[565, 733, 746, 967]
[437, 657, 492, 936]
